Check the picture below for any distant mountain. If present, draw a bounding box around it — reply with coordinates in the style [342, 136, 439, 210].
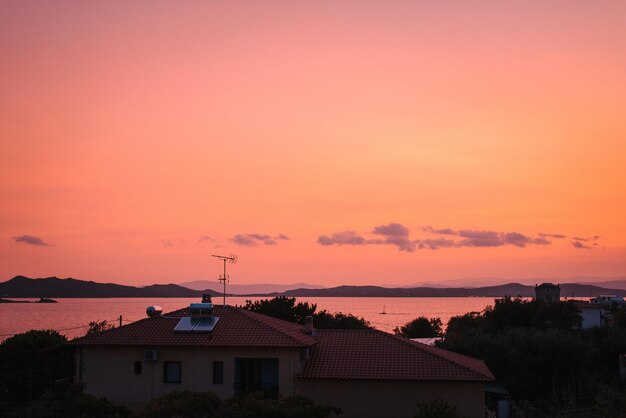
[579, 280, 626, 291]
[278, 283, 626, 298]
[179, 280, 325, 295]
[0, 276, 218, 298]
[403, 276, 626, 289]
[3, 276, 624, 299]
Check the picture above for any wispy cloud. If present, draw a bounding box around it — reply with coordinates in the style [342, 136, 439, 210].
[571, 241, 592, 249]
[539, 232, 566, 239]
[318, 231, 367, 246]
[12, 235, 51, 247]
[231, 233, 289, 247]
[570, 235, 600, 249]
[198, 235, 215, 242]
[318, 223, 582, 252]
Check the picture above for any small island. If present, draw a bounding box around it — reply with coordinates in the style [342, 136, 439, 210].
[0, 297, 58, 303]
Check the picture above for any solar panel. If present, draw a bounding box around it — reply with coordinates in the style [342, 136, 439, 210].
[174, 317, 195, 332]
[193, 317, 219, 332]
[174, 316, 220, 332]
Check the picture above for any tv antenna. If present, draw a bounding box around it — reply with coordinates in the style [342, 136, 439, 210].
[212, 254, 237, 306]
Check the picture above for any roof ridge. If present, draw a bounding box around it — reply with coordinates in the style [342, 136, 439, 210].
[228, 306, 311, 346]
[383, 330, 493, 380]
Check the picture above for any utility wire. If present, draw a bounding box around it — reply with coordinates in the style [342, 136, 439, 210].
[0, 317, 125, 338]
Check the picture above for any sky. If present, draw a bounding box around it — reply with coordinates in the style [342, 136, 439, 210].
[1, 1, 625, 287]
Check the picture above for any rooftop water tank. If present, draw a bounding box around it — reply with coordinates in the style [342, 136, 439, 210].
[146, 305, 163, 317]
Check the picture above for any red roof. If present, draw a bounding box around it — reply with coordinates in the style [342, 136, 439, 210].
[69, 305, 317, 348]
[300, 329, 494, 382]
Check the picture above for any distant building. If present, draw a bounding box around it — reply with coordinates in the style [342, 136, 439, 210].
[535, 283, 560, 303]
[69, 298, 495, 418]
[590, 295, 626, 305]
[572, 301, 605, 328]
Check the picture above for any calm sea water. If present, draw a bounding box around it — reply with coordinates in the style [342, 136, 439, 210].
[0, 297, 500, 341]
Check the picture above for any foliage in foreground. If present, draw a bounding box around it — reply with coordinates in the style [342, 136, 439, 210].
[243, 296, 371, 329]
[140, 391, 341, 418]
[414, 399, 462, 418]
[4, 384, 131, 418]
[86, 320, 114, 335]
[439, 296, 626, 415]
[0, 329, 73, 406]
[394, 316, 443, 338]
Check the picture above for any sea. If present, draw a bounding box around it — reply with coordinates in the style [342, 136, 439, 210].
[0, 296, 503, 342]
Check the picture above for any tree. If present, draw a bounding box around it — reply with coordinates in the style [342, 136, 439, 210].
[0, 330, 73, 405]
[243, 297, 371, 330]
[313, 310, 371, 330]
[394, 317, 442, 338]
[86, 320, 113, 335]
[243, 297, 316, 324]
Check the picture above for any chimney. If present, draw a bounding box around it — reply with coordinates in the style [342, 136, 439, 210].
[304, 316, 314, 335]
[202, 293, 212, 303]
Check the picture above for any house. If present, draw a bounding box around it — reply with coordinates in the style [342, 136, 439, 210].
[69, 297, 495, 418]
[590, 295, 625, 305]
[535, 283, 560, 303]
[572, 300, 605, 328]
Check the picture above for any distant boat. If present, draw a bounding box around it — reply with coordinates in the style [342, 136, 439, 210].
[380, 305, 386, 315]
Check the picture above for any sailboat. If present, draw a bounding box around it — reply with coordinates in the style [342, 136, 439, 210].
[380, 305, 387, 315]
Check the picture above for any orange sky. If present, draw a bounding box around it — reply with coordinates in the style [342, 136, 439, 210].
[1, 1, 625, 286]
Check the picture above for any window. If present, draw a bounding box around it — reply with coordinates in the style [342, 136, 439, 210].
[134, 361, 142, 375]
[164, 361, 182, 383]
[234, 358, 279, 398]
[213, 361, 224, 384]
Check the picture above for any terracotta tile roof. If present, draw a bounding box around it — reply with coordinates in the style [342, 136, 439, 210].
[69, 305, 316, 348]
[300, 329, 494, 382]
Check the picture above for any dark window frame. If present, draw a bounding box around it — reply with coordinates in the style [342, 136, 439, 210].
[213, 361, 224, 384]
[134, 361, 142, 375]
[163, 361, 182, 383]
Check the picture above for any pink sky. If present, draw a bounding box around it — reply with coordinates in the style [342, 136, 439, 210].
[1, 1, 625, 286]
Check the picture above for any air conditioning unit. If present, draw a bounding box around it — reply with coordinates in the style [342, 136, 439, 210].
[145, 349, 159, 361]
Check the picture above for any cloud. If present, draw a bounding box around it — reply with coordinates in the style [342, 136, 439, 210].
[372, 223, 415, 252]
[231, 234, 257, 246]
[373, 223, 410, 237]
[571, 240, 592, 249]
[425, 226, 556, 248]
[319, 223, 592, 252]
[318, 231, 367, 246]
[248, 233, 272, 241]
[231, 232, 290, 246]
[198, 235, 215, 242]
[539, 232, 566, 239]
[13, 235, 51, 247]
[415, 238, 457, 250]
[422, 226, 456, 235]
[160, 240, 174, 247]
[572, 235, 600, 242]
